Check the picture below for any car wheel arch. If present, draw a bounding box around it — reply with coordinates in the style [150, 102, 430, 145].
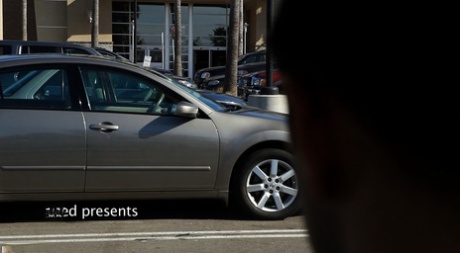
[213, 128, 292, 191]
[228, 140, 293, 190]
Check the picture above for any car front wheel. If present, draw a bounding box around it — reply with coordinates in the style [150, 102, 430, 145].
[232, 149, 301, 220]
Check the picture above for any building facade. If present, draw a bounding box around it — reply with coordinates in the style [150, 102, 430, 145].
[1, 0, 274, 79]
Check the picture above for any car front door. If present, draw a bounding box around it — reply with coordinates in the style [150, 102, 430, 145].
[79, 66, 220, 192]
[0, 66, 86, 193]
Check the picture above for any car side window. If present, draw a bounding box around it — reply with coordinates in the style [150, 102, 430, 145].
[0, 68, 71, 110]
[0, 45, 12, 55]
[243, 55, 257, 64]
[21, 45, 61, 54]
[80, 67, 179, 115]
[238, 52, 266, 64]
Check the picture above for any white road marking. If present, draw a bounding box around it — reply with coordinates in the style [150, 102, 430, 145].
[0, 229, 308, 245]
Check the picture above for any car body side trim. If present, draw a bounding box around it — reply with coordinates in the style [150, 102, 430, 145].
[1, 166, 85, 170]
[86, 166, 211, 171]
[0, 166, 211, 172]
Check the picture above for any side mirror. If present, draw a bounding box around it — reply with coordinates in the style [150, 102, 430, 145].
[175, 101, 199, 118]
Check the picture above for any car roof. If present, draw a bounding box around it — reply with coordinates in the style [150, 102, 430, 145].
[240, 49, 265, 56]
[237, 50, 266, 60]
[1, 40, 92, 48]
[0, 54, 176, 81]
[0, 53, 130, 67]
[0, 40, 102, 55]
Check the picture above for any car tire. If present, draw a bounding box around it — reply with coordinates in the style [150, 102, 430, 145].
[231, 148, 301, 220]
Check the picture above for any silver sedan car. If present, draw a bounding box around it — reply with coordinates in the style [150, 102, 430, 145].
[0, 54, 300, 220]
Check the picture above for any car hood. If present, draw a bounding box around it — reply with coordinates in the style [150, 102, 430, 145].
[196, 65, 225, 73]
[198, 90, 247, 105]
[198, 62, 267, 73]
[228, 107, 288, 122]
[204, 74, 226, 81]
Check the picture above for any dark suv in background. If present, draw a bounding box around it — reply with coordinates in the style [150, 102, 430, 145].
[193, 50, 266, 87]
[199, 61, 272, 92]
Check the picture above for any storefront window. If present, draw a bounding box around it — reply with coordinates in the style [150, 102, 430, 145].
[113, 2, 229, 76]
[192, 5, 229, 47]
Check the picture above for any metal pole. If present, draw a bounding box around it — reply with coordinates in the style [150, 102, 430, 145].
[161, 32, 165, 69]
[133, 0, 138, 62]
[261, 0, 277, 94]
[244, 23, 248, 55]
[130, 20, 135, 62]
[266, 0, 273, 87]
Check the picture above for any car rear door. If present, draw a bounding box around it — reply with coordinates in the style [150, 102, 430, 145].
[0, 65, 86, 193]
[79, 66, 220, 192]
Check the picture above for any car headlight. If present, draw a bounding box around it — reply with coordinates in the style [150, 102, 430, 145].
[177, 80, 197, 89]
[208, 80, 220, 86]
[201, 72, 210, 79]
[238, 78, 248, 87]
[251, 76, 262, 86]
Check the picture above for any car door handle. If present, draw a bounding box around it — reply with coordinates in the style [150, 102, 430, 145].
[89, 122, 119, 132]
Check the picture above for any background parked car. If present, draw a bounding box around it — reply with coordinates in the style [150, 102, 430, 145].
[238, 69, 283, 100]
[199, 74, 226, 91]
[237, 49, 266, 64]
[194, 50, 266, 87]
[0, 54, 300, 220]
[199, 61, 270, 93]
[0, 40, 102, 56]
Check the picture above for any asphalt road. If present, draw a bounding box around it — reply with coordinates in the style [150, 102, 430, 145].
[0, 200, 314, 253]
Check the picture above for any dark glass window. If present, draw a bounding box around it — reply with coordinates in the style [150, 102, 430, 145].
[22, 46, 61, 54]
[192, 5, 229, 47]
[80, 66, 180, 115]
[0, 68, 71, 110]
[0, 45, 12, 55]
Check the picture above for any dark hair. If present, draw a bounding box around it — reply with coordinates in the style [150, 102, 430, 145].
[271, 1, 459, 193]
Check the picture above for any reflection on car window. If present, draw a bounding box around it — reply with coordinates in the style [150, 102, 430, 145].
[0, 67, 71, 110]
[80, 67, 180, 115]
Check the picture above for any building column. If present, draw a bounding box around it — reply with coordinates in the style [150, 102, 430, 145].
[0, 0, 3, 39]
[188, 4, 193, 79]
